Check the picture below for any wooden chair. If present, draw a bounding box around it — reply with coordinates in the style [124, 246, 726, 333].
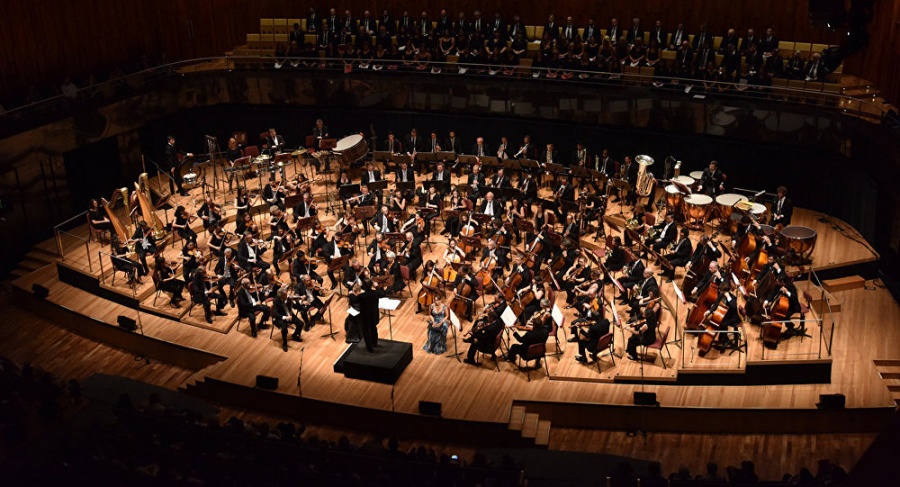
[87, 213, 109, 244]
[640, 326, 672, 369]
[590, 332, 616, 373]
[399, 265, 414, 298]
[475, 328, 505, 372]
[517, 342, 550, 381]
[243, 145, 260, 158]
[185, 281, 203, 317]
[109, 254, 135, 286]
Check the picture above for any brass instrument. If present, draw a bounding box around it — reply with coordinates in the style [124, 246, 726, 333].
[635, 154, 656, 197]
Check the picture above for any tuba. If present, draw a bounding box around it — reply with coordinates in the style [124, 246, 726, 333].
[635, 154, 656, 197]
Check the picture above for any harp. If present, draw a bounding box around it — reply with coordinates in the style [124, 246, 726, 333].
[101, 187, 131, 246]
[134, 173, 168, 241]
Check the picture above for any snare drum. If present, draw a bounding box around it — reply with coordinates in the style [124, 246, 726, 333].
[182, 173, 198, 188]
[683, 194, 712, 227]
[333, 134, 369, 165]
[665, 185, 684, 212]
[715, 193, 748, 222]
[778, 225, 818, 264]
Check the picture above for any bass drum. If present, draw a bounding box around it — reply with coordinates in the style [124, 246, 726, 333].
[333, 134, 369, 165]
[683, 194, 712, 228]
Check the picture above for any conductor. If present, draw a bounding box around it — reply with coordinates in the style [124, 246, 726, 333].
[357, 276, 388, 352]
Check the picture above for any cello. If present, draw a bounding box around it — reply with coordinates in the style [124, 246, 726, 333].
[449, 276, 474, 319]
[500, 271, 524, 301]
[417, 265, 445, 309]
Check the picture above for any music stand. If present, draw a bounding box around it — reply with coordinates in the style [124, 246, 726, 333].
[378, 296, 401, 339]
[518, 159, 540, 175]
[396, 181, 416, 197]
[373, 151, 393, 163]
[368, 179, 389, 201]
[328, 254, 350, 297]
[318, 294, 338, 340]
[353, 205, 376, 246]
[610, 179, 631, 216]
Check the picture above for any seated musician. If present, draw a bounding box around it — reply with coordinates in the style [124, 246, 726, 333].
[131, 220, 157, 276]
[467, 164, 486, 200]
[293, 274, 326, 331]
[181, 241, 202, 281]
[421, 185, 442, 224]
[384, 132, 403, 154]
[290, 249, 323, 285]
[604, 237, 628, 274]
[213, 248, 241, 306]
[554, 175, 577, 218]
[562, 213, 580, 242]
[262, 175, 286, 212]
[570, 283, 606, 341]
[629, 267, 660, 317]
[361, 162, 382, 186]
[453, 266, 479, 320]
[172, 205, 198, 245]
[370, 205, 395, 234]
[517, 277, 546, 326]
[732, 215, 762, 248]
[696, 160, 724, 197]
[395, 159, 415, 193]
[623, 204, 650, 247]
[560, 255, 591, 304]
[686, 235, 722, 278]
[430, 161, 452, 193]
[506, 197, 526, 245]
[479, 239, 508, 280]
[342, 257, 366, 290]
[351, 183, 378, 210]
[662, 228, 693, 281]
[236, 278, 271, 338]
[367, 232, 389, 271]
[649, 212, 678, 252]
[323, 230, 352, 289]
[271, 226, 295, 272]
[624, 306, 659, 361]
[691, 260, 725, 299]
[109, 234, 142, 284]
[238, 232, 270, 273]
[509, 255, 532, 290]
[206, 223, 228, 259]
[762, 276, 804, 334]
[88, 198, 114, 235]
[492, 168, 512, 188]
[384, 251, 406, 295]
[751, 254, 785, 290]
[617, 257, 646, 299]
[518, 173, 538, 205]
[292, 193, 318, 223]
[153, 256, 185, 307]
[705, 281, 741, 349]
[269, 206, 291, 235]
[272, 288, 303, 351]
[191, 268, 227, 324]
[479, 191, 502, 217]
[234, 187, 251, 220]
[399, 231, 424, 278]
[505, 302, 552, 365]
[463, 307, 505, 365]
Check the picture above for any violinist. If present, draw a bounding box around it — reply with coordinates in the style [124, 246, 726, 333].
[292, 193, 318, 222]
[562, 255, 591, 305]
[197, 196, 223, 231]
[367, 231, 389, 271]
[517, 276, 546, 326]
[206, 223, 229, 259]
[462, 307, 505, 365]
[604, 236, 627, 274]
[452, 266, 479, 320]
[191, 268, 227, 324]
[570, 283, 606, 339]
[322, 230, 351, 289]
[400, 231, 424, 278]
[172, 205, 198, 245]
[506, 302, 551, 365]
[343, 257, 367, 290]
[268, 206, 291, 236]
[109, 234, 143, 284]
[236, 278, 271, 338]
[629, 267, 659, 317]
[574, 308, 612, 364]
[690, 260, 724, 299]
[467, 164, 486, 199]
[371, 205, 395, 234]
[649, 212, 678, 252]
[181, 241, 202, 281]
[308, 221, 329, 256]
[661, 227, 693, 281]
[153, 256, 185, 307]
[131, 220, 158, 276]
[272, 288, 303, 351]
[624, 306, 658, 361]
[384, 251, 406, 295]
[293, 275, 326, 331]
[271, 226, 295, 271]
[213, 247, 241, 306]
[290, 250, 324, 285]
[235, 187, 251, 220]
[238, 232, 269, 272]
[261, 174, 286, 211]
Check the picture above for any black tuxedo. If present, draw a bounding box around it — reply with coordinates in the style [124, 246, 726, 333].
[383, 138, 402, 153]
[582, 24, 600, 43]
[405, 134, 421, 153]
[471, 143, 490, 157]
[651, 220, 678, 251]
[165, 142, 188, 194]
[265, 134, 285, 153]
[444, 137, 463, 154]
[358, 285, 387, 351]
[424, 137, 441, 153]
[361, 169, 382, 185]
[507, 318, 550, 362]
[649, 26, 667, 46]
[619, 260, 646, 290]
[540, 149, 560, 165]
[698, 168, 724, 196]
[292, 200, 317, 220]
[669, 28, 686, 49]
[626, 25, 644, 45]
[518, 177, 538, 202]
[479, 199, 502, 216]
[238, 239, 269, 271]
[466, 318, 505, 361]
[605, 246, 627, 272]
[607, 25, 621, 43]
[395, 167, 415, 184]
[237, 287, 270, 334]
[771, 197, 793, 225]
[491, 173, 511, 188]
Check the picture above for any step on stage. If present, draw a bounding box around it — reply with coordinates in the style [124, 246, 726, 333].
[334, 340, 414, 384]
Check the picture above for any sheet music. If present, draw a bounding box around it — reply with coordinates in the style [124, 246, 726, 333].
[501, 306, 518, 328]
[672, 280, 686, 304]
[378, 298, 401, 310]
[551, 303, 564, 327]
[449, 309, 462, 331]
[347, 307, 360, 316]
[609, 301, 621, 326]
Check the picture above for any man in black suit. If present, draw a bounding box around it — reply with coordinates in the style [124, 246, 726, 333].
[467, 164, 486, 199]
[540, 143, 559, 166]
[326, 8, 339, 33]
[400, 231, 424, 278]
[191, 268, 227, 324]
[490, 11, 506, 36]
[236, 278, 270, 338]
[405, 128, 421, 155]
[619, 156, 639, 205]
[618, 258, 646, 297]
[165, 135, 193, 196]
[306, 8, 319, 34]
[272, 288, 303, 351]
[506, 303, 552, 364]
[517, 173, 538, 204]
[649, 20, 667, 47]
[515, 135, 535, 159]
[381, 9, 395, 34]
[604, 237, 628, 273]
[697, 160, 724, 196]
[582, 16, 600, 43]
[429, 162, 452, 194]
[760, 27, 779, 55]
[359, 10, 376, 35]
[629, 268, 659, 316]
[575, 316, 611, 363]
[312, 119, 328, 146]
[625, 307, 658, 361]
[691, 23, 710, 50]
[662, 228, 693, 281]
[395, 160, 415, 184]
[544, 14, 560, 40]
[463, 309, 504, 365]
[424, 131, 441, 153]
[770, 186, 793, 226]
[561, 16, 577, 44]
[479, 191, 502, 217]
[341, 9, 356, 34]
[607, 17, 620, 45]
[322, 230, 352, 289]
[358, 278, 388, 352]
[436, 9, 453, 34]
[507, 15, 526, 41]
[690, 260, 724, 299]
[492, 168, 511, 188]
[650, 213, 678, 252]
[626, 17, 644, 45]
[265, 127, 285, 154]
[444, 130, 463, 155]
[707, 281, 741, 349]
[292, 193, 318, 222]
[471, 137, 489, 157]
[361, 162, 382, 185]
[238, 233, 269, 272]
[384, 132, 403, 154]
[739, 27, 759, 55]
[668, 23, 687, 50]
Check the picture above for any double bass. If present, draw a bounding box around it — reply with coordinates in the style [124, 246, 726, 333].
[686, 282, 719, 329]
[762, 289, 791, 347]
[697, 300, 728, 356]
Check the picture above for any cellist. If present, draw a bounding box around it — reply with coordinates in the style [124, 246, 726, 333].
[451, 265, 479, 321]
[762, 276, 803, 334]
[703, 281, 741, 351]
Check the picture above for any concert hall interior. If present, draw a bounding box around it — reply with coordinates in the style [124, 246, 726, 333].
[2, 1, 900, 485]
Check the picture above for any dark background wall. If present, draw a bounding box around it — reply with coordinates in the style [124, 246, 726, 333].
[2, 0, 897, 104]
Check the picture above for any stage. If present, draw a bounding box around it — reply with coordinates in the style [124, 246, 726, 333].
[7, 156, 896, 446]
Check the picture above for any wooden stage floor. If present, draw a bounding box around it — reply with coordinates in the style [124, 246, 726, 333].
[8, 159, 894, 433]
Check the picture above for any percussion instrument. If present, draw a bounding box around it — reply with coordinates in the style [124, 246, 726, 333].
[673, 175, 695, 187]
[689, 170, 704, 190]
[664, 184, 684, 214]
[332, 134, 369, 164]
[715, 193, 748, 222]
[182, 173, 198, 188]
[253, 155, 272, 166]
[749, 202, 767, 221]
[683, 194, 712, 228]
[778, 225, 817, 264]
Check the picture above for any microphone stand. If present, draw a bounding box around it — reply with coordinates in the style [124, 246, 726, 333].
[297, 346, 305, 396]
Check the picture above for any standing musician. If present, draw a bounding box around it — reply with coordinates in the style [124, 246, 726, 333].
[395, 159, 416, 192]
[131, 220, 157, 276]
[691, 260, 725, 298]
[770, 186, 793, 226]
[265, 127, 285, 154]
[628, 267, 659, 317]
[153, 256, 185, 307]
[619, 156, 640, 206]
[197, 196, 223, 231]
[540, 143, 559, 167]
[471, 137, 489, 157]
[191, 268, 227, 324]
[624, 306, 658, 361]
[696, 160, 725, 196]
[649, 212, 678, 252]
[263, 174, 287, 211]
[505, 302, 552, 365]
[213, 248, 241, 306]
[225, 137, 241, 190]
[272, 288, 303, 351]
[165, 135, 193, 197]
[384, 132, 403, 154]
[323, 230, 352, 289]
[181, 241, 203, 281]
[492, 168, 512, 189]
[462, 306, 505, 365]
[662, 228, 693, 281]
[172, 205, 198, 245]
[425, 131, 442, 154]
[236, 278, 271, 338]
[595, 149, 616, 176]
[238, 232, 270, 272]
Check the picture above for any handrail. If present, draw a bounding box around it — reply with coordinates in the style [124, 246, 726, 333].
[55, 228, 92, 273]
[681, 328, 746, 369]
[2, 54, 887, 124]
